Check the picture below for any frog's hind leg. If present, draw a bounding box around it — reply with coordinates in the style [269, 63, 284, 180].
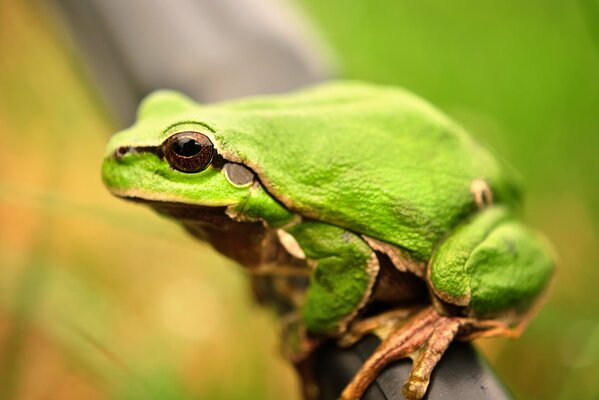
[340, 306, 458, 400]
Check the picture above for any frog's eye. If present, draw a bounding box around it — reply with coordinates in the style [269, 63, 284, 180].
[163, 131, 214, 173]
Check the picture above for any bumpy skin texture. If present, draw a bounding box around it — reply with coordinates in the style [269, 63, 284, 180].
[105, 81, 522, 261]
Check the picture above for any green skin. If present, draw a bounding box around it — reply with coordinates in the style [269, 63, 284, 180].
[102, 81, 554, 335]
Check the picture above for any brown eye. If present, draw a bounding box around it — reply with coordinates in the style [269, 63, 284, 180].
[163, 131, 214, 173]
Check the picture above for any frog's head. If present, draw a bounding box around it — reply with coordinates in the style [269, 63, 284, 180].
[102, 91, 258, 221]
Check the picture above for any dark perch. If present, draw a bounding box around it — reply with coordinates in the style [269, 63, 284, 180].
[314, 336, 511, 400]
[52, 1, 513, 398]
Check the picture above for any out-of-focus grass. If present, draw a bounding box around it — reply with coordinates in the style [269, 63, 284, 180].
[0, 2, 298, 399]
[296, 0, 599, 399]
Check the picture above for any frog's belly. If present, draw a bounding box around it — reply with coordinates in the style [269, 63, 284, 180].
[370, 252, 428, 305]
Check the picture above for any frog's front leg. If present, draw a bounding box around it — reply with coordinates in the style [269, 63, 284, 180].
[278, 222, 379, 399]
[281, 221, 380, 350]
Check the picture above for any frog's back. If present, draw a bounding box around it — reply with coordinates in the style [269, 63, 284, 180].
[201, 81, 522, 261]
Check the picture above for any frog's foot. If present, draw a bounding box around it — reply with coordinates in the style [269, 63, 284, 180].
[338, 306, 424, 348]
[280, 313, 325, 363]
[457, 305, 534, 341]
[340, 306, 461, 400]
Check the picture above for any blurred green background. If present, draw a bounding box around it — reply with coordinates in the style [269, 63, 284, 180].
[1, 1, 598, 399]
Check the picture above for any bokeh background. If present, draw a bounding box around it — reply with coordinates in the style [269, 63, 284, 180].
[1, 1, 598, 399]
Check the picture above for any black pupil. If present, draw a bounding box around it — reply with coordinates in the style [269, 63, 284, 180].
[173, 137, 202, 157]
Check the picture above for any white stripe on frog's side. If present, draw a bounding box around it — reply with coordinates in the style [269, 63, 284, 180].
[276, 229, 306, 260]
[470, 179, 493, 209]
[109, 187, 241, 210]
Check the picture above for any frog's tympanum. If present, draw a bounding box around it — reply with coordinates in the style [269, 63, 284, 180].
[102, 81, 554, 400]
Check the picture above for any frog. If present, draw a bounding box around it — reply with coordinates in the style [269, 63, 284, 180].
[102, 81, 554, 400]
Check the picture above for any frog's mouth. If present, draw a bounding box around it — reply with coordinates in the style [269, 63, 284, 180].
[124, 197, 234, 225]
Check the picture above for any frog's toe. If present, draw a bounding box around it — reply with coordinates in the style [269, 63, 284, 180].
[403, 377, 428, 400]
[340, 306, 465, 400]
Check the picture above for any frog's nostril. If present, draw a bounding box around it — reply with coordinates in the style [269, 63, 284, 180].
[114, 147, 130, 161]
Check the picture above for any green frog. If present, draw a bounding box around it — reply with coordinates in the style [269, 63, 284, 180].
[102, 81, 554, 399]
